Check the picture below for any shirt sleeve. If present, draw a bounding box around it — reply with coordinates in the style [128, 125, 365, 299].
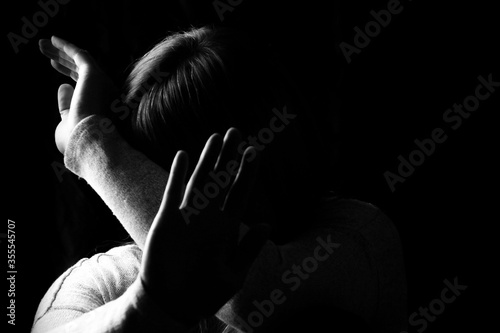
[64, 115, 169, 249]
[32, 245, 142, 333]
[33, 273, 193, 333]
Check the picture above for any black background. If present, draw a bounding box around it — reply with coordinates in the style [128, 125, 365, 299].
[5, 0, 498, 332]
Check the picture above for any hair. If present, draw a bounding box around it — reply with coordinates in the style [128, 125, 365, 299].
[123, 25, 331, 243]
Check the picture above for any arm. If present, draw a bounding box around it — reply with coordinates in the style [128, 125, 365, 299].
[39, 36, 259, 251]
[64, 114, 167, 249]
[40, 37, 251, 250]
[39, 36, 167, 249]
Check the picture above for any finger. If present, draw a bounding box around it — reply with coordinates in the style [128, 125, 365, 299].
[40, 39, 78, 77]
[51, 59, 78, 81]
[182, 134, 223, 208]
[51, 35, 93, 69]
[39, 38, 58, 56]
[40, 39, 77, 69]
[215, 128, 241, 171]
[152, 151, 189, 232]
[39, 39, 75, 63]
[213, 128, 242, 207]
[163, 151, 189, 214]
[57, 84, 74, 118]
[223, 147, 261, 216]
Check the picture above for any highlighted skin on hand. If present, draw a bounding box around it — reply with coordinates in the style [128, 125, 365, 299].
[39, 36, 115, 154]
[139, 130, 270, 325]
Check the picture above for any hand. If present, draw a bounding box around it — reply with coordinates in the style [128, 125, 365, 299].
[139, 129, 270, 325]
[39, 36, 115, 154]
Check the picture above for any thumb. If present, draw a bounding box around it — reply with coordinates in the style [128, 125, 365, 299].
[57, 83, 74, 119]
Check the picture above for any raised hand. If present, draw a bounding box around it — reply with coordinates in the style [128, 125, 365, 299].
[39, 36, 115, 153]
[139, 129, 270, 325]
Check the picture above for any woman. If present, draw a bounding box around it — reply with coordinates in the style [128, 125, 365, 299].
[33, 27, 407, 332]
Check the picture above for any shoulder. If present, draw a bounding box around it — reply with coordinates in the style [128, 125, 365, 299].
[316, 195, 397, 236]
[314, 195, 405, 278]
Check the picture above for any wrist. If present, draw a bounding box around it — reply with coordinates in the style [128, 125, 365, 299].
[63, 114, 104, 175]
[64, 114, 122, 177]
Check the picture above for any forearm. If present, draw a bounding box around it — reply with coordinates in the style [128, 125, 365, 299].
[36, 279, 192, 333]
[64, 115, 168, 249]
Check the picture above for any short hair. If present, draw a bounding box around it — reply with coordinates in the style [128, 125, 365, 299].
[124, 26, 329, 242]
[125, 26, 277, 166]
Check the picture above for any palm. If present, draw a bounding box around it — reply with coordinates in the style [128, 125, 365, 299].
[140, 130, 269, 323]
